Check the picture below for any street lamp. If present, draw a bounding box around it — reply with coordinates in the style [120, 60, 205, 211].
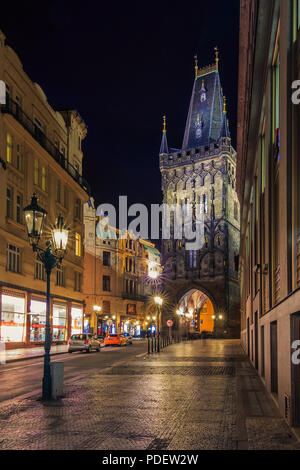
[23, 194, 69, 400]
[154, 296, 163, 352]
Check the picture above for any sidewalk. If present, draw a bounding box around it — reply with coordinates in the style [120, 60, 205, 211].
[0, 339, 299, 450]
[0, 344, 68, 364]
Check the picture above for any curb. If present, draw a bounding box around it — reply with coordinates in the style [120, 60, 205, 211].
[3, 350, 69, 365]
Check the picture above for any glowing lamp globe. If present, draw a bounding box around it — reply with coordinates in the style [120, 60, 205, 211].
[23, 194, 47, 247]
[52, 214, 69, 252]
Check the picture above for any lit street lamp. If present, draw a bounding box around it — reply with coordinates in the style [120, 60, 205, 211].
[23, 194, 69, 400]
[154, 296, 163, 353]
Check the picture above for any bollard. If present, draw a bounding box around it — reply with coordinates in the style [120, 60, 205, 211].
[148, 337, 150, 355]
[154, 336, 157, 352]
[151, 336, 154, 354]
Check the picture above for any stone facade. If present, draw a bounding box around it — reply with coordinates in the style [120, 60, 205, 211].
[0, 30, 89, 348]
[83, 200, 162, 336]
[159, 55, 240, 338]
[237, 0, 300, 428]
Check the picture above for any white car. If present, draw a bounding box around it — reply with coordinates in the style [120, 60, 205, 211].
[68, 333, 101, 353]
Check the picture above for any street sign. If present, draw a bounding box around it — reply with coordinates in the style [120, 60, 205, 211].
[167, 320, 173, 327]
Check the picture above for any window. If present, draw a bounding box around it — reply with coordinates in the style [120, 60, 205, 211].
[35, 259, 46, 281]
[7, 244, 21, 273]
[189, 250, 197, 269]
[74, 272, 82, 292]
[234, 201, 238, 221]
[272, 45, 280, 162]
[6, 186, 13, 219]
[15, 94, 22, 109]
[16, 144, 22, 171]
[6, 134, 12, 163]
[16, 194, 22, 224]
[75, 233, 81, 257]
[103, 275, 111, 291]
[41, 167, 46, 191]
[293, 0, 300, 41]
[34, 159, 39, 185]
[56, 266, 64, 286]
[103, 251, 111, 266]
[75, 198, 82, 220]
[5, 83, 11, 103]
[200, 194, 208, 214]
[56, 180, 61, 203]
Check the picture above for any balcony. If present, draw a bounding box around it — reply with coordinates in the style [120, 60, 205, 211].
[1, 99, 90, 194]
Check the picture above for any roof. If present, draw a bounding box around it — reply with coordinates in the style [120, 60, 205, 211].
[182, 67, 230, 150]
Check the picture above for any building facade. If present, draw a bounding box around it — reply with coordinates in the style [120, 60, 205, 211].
[160, 52, 240, 338]
[83, 200, 162, 337]
[0, 31, 89, 348]
[237, 0, 300, 427]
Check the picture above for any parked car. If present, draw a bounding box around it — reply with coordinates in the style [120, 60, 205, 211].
[96, 335, 105, 343]
[68, 333, 101, 353]
[122, 333, 133, 344]
[104, 333, 127, 347]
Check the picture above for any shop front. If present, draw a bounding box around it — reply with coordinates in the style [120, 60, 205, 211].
[52, 303, 68, 341]
[29, 298, 46, 342]
[71, 306, 83, 335]
[0, 291, 26, 344]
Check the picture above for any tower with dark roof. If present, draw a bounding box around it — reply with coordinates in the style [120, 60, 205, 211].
[159, 51, 240, 338]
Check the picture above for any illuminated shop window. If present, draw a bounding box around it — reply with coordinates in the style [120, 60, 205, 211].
[71, 306, 83, 335]
[52, 304, 67, 341]
[0, 294, 26, 343]
[30, 299, 46, 342]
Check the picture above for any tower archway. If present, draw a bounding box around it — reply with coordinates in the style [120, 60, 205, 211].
[177, 289, 216, 334]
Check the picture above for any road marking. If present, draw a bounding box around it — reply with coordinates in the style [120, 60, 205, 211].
[136, 352, 147, 358]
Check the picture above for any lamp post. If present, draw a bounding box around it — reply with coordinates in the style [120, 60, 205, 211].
[23, 194, 69, 400]
[154, 296, 163, 352]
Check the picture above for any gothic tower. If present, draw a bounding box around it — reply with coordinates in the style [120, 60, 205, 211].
[159, 51, 240, 338]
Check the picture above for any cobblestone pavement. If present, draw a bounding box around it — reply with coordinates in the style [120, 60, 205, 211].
[0, 339, 299, 450]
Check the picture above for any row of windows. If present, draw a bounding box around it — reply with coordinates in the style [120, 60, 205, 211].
[7, 246, 82, 290]
[5, 131, 83, 217]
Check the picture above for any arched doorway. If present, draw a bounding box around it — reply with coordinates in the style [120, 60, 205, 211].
[177, 289, 215, 334]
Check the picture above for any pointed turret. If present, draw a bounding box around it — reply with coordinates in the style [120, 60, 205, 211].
[220, 95, 231, 139]
[182, 49, 229, 150]
[159, 115, 169, 155]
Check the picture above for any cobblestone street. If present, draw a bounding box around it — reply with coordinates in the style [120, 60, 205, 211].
[0, 339, 299, 450]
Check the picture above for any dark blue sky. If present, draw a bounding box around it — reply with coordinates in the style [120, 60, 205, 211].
[1, 0, 240, 209]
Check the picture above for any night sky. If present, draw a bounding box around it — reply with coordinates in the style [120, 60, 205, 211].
[1, 0, 239, 211]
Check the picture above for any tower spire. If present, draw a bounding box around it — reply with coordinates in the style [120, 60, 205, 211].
[214, 46, 219, 70]
[159, 115, 169, 155]
[194, 55, 198, 78]
[223, 95, 227, 114]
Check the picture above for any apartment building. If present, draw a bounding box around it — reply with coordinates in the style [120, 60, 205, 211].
[237, 0, 300, 427]
[0, 31, 89, 348]
[83, 200, 162, 336]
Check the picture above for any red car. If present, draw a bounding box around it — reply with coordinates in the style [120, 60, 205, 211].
[104, 334, 127, 347]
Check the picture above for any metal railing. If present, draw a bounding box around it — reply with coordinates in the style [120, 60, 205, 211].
[147, 333, 194, 354]
[1, 98, 90, 194]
